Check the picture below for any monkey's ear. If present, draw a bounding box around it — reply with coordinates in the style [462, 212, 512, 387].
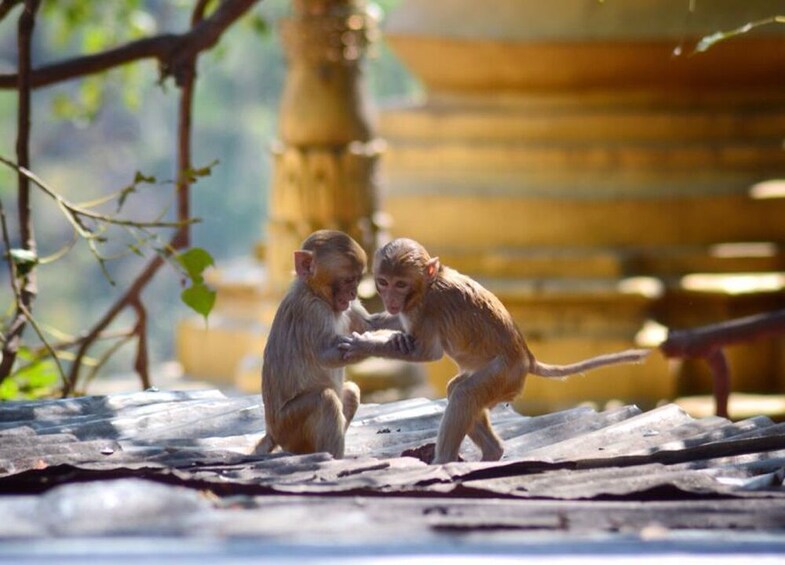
[426, 257, 440, 282]
[294, 250, 315, 277]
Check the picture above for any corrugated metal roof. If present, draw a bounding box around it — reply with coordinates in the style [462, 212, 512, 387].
[1, 389, 784, 560]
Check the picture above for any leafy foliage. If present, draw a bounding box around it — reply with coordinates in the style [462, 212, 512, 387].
[0, 348, 58, 400]
[8, 248, 39, 276]
[41, 0, 157, 121]
[1, 1, 264, 399]
[178, 247, 217, 321]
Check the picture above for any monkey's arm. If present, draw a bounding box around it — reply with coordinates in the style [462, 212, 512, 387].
[316, 328, 408, 367]
[341, 330, 440, 363]
[317, 335, 364, 368]
[347, 301, 404, 333]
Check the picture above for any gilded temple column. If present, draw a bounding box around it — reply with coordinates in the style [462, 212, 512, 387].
[176, 0, 394, 389]
[266, 0, 382, 293]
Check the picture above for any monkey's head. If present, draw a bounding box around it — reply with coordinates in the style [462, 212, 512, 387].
[295, 230, 367, 313]
[373, 238, 440, 316]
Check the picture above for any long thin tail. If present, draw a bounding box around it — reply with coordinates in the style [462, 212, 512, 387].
[531, 348, 651, 379]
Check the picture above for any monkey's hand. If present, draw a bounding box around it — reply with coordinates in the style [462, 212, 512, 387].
[337, 332, 370, 361]
[389, 331, 416, 354]
[339, 330, 414, 360]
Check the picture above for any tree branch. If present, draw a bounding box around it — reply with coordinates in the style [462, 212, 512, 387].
[61, 0, 217, 394]
[0, 0, 22, 22]
[63, 254, 166, 395]
[0, 0, 260, 89]
[172, 0, 211, 250]
[130, 298, 150, 390]
[0, 156, 196, 232]
[0, 0, 40, 382]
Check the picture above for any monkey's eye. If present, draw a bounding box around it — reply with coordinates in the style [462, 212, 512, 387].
[394, 281, 409, 290]
[376, 278, 389, 288]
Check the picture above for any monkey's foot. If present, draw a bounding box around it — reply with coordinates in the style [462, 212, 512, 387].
[401, 443, 465, 464]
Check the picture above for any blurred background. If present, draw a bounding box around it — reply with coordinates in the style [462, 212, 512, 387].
[0, 0, 419, 389]
[3, 0, 785, 420]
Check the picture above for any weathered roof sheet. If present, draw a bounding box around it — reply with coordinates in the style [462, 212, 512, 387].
[1, 389, 784, 560]
[2, 390, 784, 498]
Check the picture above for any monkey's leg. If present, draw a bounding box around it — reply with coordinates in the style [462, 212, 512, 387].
[435, 364, 512, 464]
[312, 388, 348, 458]
[433, 388, 476, 463]
[467, 408, 504, 461]
[252, 433, 277, 455]
[432, 372, 474, 463]
[445, 372, 469, 398]
[341, 381, 361, 431]
[278, 388, 346, 458]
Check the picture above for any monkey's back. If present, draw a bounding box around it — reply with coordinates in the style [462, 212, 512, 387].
[426, 268, 527, 368]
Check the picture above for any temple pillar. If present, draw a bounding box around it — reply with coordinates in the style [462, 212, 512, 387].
[379, 0, 785, 413]
[266, 0, 383, 290]
[177, 0, 412, 393]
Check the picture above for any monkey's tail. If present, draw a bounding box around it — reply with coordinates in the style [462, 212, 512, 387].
[252, 433, 277, 455]
[530, 348, 651, 379]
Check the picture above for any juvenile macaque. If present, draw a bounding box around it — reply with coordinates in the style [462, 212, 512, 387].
[343, 238, 650, 464]
[254, 230, 410, 459]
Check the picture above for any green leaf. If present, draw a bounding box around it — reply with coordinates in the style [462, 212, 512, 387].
[182, 160, 219, 183]
[116, 171, 156, 211]
[17, 361, 58, 390]
[177, 247, 214, 284]
[134, 171, 156, 184]
[117, 185, 137, 211]
[51, 93, 79, 119]
[9, 248, 39, 276]
[0, 378, 19, 401]
[249, 14, 270, 37]
[17, 346, 35, 362]
[83, 27, 107, 53]
[181, 282, 216, 321]
[2, 351, 58, 400]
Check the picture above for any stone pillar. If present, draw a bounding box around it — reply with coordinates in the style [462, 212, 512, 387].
[177, 0, 386, 388]
[266, 0, 383, 293]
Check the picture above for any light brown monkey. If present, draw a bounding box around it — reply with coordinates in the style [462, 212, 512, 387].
[254, 230, 410, 459]
[343, 238, 650, 464]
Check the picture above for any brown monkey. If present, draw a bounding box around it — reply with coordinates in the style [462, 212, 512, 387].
[342, 238, 650, 464]
[254, 230, 410, 459]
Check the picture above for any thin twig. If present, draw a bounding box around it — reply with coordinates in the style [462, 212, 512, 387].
[0, 156, 195, 230]
[81, 333, 135, 393]
[693, 15, 785, 54]
[1, 196, 68, 388]
[130, 298, 150, 389]
[63, 253, 165, 395]
[0, 199, 22, 308]
[0, 0, 260, 89]
[0, 0, 40, 382]
[62, 0, 212, 393]
[0, 0, 22, 22]
[115, 0, 210, 389]
[26, 327, 134, 359]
